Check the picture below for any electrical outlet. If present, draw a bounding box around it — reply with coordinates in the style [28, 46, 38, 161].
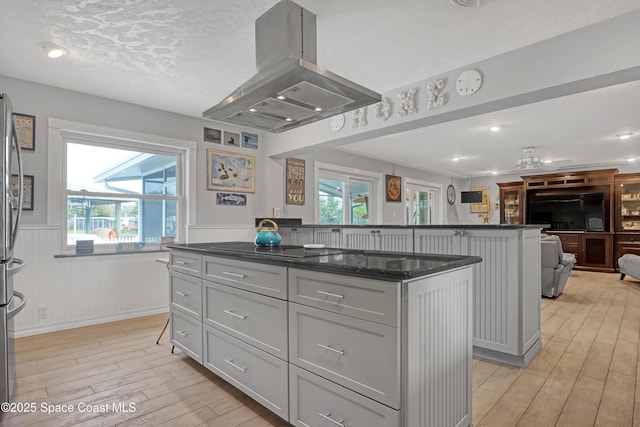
[38, 305, 48, 320]
[273, 207, 281, 218]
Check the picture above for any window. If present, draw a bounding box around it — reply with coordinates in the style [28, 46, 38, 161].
[404, 179, 443, 225]
[62, 132, 183, 249]
[315, 162, 380, 225]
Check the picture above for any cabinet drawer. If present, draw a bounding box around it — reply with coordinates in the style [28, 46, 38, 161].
[289, 365, 399, 427]
[170, 309, 202, 363]
[203, 280, 287, 359]
[289, 303, 400, 408]
[203, 256, 287, 299]
[203, 325, 288, 421]
[170, 251, 202, 277]
[289, 268, 399, 327]
[170, 271, 202, 320]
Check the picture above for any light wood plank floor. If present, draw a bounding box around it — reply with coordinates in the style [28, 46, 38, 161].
[2, 270, 638, 426]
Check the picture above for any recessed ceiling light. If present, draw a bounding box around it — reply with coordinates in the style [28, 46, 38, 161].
[491, 170, 499, 175]
[285, 117, 293, 122]
[618, 132, 634, 140]
[38, 42, 69, 58]
[489, 126, 501, 132]
[276, 95, 286, 100]
[627, 157, 637, 162]
[451, 157, 460, 161]
[314, 107, 322, 112]
[543, 159, 552, 164]
[248, 108, 257, 112]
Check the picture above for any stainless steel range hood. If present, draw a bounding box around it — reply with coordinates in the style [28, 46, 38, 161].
[202, 0, 381, 133]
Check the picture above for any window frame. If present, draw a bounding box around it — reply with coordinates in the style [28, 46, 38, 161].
[403, 178, 444, 225]
[48, 118, 196, 254]
[314, 161, 382, 225]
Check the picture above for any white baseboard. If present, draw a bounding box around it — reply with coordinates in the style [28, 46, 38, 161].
[15, 306, 169, 338]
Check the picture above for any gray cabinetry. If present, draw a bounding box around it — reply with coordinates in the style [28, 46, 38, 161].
[203, 325, 289, 420]
[170, 270, 202, 320]
[289, 302, 400, 408]
[203, 280, 288, 359]
[202, 255, 287, 300]
[414, 227, 542, 367]
[289, 364, 400, 427]
[288, 266, 473, 427]
[170, 308, 202, 363]
[279, 227, 315, 246]
[313, 228, 343, 248]
[343, 228, 413, 252]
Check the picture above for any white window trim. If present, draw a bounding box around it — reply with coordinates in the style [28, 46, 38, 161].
[48, 118, 197, 254]
[314, 161, 383, 224]
[403, 178, 444, 225]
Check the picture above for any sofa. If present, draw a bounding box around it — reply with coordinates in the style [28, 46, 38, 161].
[541, 234, 577, 297]
[619, 254, 640, 281]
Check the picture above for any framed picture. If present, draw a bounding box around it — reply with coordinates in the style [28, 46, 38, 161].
[203, 127, 221, 144]
[216, 192, 247, 206]
[470, 186, 489, 213]
[385, 174, 402, 202]
[241, 132, 258, 149]
[12, 113, 35, 151]
[206, 149, 255, 193]
[11, 174, 34, 210]
[223, 131, 240, 147]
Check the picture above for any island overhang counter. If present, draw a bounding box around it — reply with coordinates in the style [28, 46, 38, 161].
[167, 242, 481, 427]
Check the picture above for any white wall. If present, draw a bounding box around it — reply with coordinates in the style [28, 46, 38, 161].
[1, 75, 266, 336]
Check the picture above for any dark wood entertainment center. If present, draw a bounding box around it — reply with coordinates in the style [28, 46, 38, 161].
[499, 169, 640, 272]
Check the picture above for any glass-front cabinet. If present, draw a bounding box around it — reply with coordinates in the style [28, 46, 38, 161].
[616, 173, 640, 232]
[498, 182, 524, 225]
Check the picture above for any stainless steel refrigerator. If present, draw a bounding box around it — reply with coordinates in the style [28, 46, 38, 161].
[0, 93, 26, 404]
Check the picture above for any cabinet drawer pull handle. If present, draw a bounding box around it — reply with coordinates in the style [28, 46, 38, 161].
[174, 260, 188, 265]
[222, 271, 247, 278]
[318, 343, 345, 356]
[317, 290, 344, 300]
[176, 291, 188, 297]
[176, 330, 189, 337]
[223, 309, 247, 320]
[224, 358, 247, 373]
[318, 412, 345, 427]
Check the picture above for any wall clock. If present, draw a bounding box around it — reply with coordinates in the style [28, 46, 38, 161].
[456, 69, 482, 96]
[447, 184, 456, 205]
[329, 114, 345, 131]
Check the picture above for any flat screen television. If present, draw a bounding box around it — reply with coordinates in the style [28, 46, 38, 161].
[460, 190, 483, 203]
[527, 192, 605, 231]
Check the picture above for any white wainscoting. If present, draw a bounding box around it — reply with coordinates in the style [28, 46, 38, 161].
[13, 225, 256, 337]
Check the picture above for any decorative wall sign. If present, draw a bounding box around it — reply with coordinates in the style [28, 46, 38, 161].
[385, 175, 402, 202]
[352, 107, 367, 128]
[397, 89, 417, 117]
[206, 149, 255, 193]
[426, 79, 446, 109]
[203, 127, 221, 143]
[241, 132, 258, 149]
[374, 98, 392, 121]
[11, 174, 34, 210]
[286, 157, 305, 205]
[223, 131, 240, 146]
[470, 186, 489, 213]
[12, 113, 35, 151]
[216, 192, 247, 206]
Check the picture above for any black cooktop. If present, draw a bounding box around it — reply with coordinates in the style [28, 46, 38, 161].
[202, 242, 349, 258]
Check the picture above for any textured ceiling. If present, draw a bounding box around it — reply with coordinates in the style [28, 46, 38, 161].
[1, 0, 640, 176]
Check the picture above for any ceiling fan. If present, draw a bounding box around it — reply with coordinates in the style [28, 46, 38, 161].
[515, 147, 572, 170]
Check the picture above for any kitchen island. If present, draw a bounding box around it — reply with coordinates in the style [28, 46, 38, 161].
[168, 242, 481, 427]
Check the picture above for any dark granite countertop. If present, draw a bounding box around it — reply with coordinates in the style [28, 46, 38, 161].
[272, 223, 546, 229]
[168, 241, 482, 281]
